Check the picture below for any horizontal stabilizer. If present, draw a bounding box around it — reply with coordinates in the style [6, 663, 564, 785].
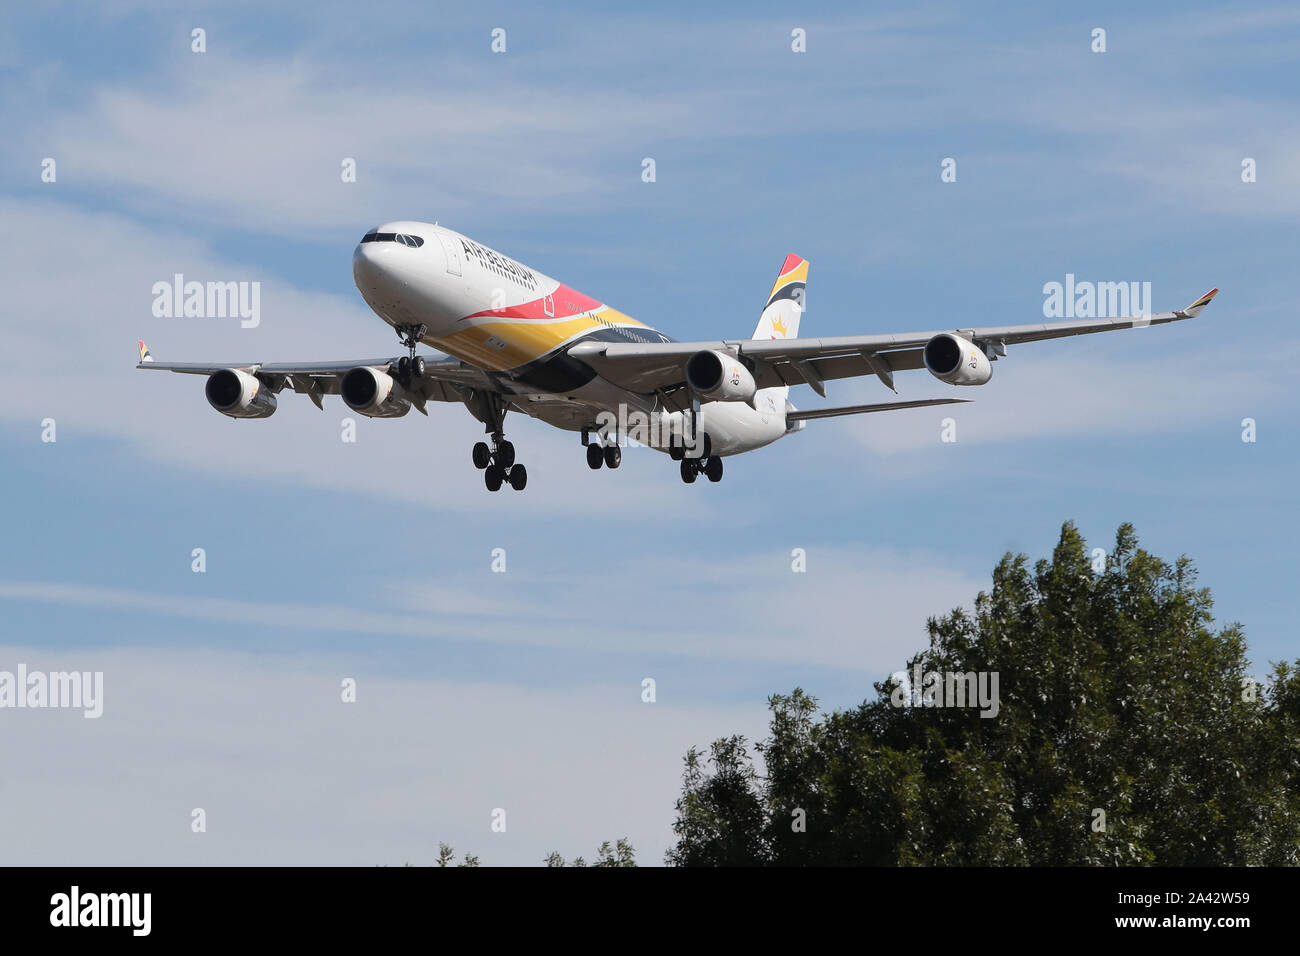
[786, 397, 970, 422]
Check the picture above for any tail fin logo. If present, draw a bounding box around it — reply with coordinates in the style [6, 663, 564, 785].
[753, 254, 808, 341]
[137, 340, 154, 362]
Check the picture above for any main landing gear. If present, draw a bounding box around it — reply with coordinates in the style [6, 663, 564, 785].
[473, 436, 526, 492]
[577, 423, 722, 484]
[583, 429, 622, 470]
[469, 392, 526, 492]
[680, 454, 723, 484]
[585, 442, 621, 470]
[674, 431, 722, 484]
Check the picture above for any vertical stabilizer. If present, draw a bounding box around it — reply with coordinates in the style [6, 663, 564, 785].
[751, 255, 809, 402]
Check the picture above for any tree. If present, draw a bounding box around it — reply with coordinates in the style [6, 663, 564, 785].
[434, 843, 479, 867]
[410, 840, 636, 867]
[668, 522, 1300, 866]
[545, 839, 637, 867]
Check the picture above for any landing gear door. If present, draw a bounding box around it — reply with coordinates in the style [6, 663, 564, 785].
[438, 233, 463, 276]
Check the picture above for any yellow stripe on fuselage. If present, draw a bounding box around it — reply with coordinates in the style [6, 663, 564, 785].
[430, 307, 649, 372]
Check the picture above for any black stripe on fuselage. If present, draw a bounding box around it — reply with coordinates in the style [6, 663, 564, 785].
[508, 325, 677, 394]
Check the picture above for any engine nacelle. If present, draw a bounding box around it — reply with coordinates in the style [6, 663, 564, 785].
[340, 366, 411, 418]
[684, 350, 756, 403]
[205, 368, 277, 419]
[923, 333, 993, 386]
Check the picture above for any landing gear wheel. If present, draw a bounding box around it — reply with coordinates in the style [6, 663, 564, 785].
[686, 432, 712, 460]
[508, 463, 527, 491]
[603, 445, 622, 469]
[484, 466, 504, 492]
[705, 456, 724, 483]
[472, 442, 492, 470]
[495, 440, 515, 470]
[397, 356, 410, 378]
[411, 356, 426, 378]
[668, 436, 685, 461]
[586, 444, 604, 469]
[680, 459, 697, 484]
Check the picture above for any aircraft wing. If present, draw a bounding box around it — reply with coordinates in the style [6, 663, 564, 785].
[568, 288, 1219, 407]
[136, 347, 492, 411]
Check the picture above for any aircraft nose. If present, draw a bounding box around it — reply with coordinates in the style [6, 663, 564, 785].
[352, 238, 407, 296]
[352, 240, 383, 290]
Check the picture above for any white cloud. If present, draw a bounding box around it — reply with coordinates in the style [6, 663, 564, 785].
[28, 58, 690, 234]
[0, 644, 767, 866]
[20, 6, 1300, 238]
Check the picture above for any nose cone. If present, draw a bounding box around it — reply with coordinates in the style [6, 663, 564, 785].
[352, 234, 412, 320]
[352, 239, 388, 294]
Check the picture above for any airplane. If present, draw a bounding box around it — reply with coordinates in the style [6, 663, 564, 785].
[137, 221, 1219, 492]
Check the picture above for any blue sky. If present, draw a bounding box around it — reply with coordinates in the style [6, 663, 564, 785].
[1, 1, 1297, 865]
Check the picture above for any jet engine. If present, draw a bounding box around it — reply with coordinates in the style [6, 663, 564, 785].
[205, 368, 277, 419]
[684, 350, 757, 403]
[340, 366, 411, 418]
[923, 333, 993, 386]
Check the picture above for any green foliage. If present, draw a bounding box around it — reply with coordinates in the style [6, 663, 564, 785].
[416, 840, 635, 867]
[434, 843, 479, 867]
[668, 522, 1300, 866]
[545, 839, 637, 867]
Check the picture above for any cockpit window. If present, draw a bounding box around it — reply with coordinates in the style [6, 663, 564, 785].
[361, 232, 424, 247]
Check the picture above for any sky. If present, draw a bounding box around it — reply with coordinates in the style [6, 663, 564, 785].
[1, 1, 1297, 866]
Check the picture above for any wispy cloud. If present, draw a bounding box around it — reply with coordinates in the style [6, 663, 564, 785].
[26, 58, 692, 234]
[0, 540, 985, 673]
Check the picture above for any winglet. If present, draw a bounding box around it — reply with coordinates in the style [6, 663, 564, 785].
[137, 340, 154, 363]
[1176, 288, 1219, 319]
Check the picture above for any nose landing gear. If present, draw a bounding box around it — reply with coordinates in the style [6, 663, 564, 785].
[394, 324, 428, 384]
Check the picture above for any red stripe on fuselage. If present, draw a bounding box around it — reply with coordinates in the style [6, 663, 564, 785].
[462, 284, 605, 321]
